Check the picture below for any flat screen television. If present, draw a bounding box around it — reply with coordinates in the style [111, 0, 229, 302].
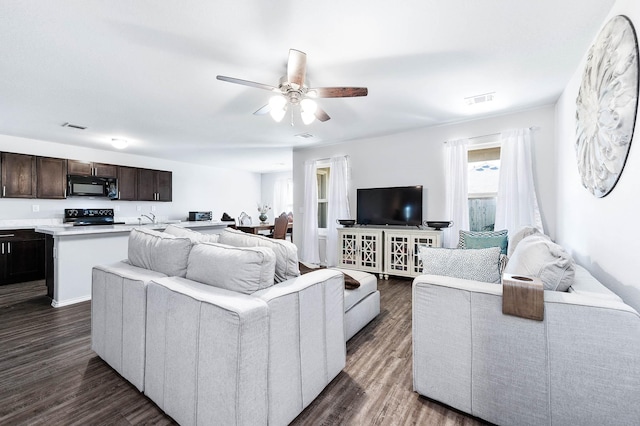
[357, 186, 423, 226]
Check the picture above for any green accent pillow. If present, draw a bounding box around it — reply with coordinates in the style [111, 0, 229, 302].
[464, 234, 508, 255]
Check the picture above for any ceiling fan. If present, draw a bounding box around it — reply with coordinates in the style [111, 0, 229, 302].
[216, 49, 368, 124]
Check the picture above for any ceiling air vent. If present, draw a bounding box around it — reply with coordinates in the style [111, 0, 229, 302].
[62, 122, 87, 130]
[295, 133, 314, 139]
[465, 92, 495, 106]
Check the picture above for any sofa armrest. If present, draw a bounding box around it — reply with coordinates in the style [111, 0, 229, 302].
[412, 274, 640, 426]
[253, 269, 346, 426]
[145, 277, 269, 426]
[91, 261, 168, 391]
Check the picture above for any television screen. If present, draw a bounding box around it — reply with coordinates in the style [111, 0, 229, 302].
[357, 186, 423, 226]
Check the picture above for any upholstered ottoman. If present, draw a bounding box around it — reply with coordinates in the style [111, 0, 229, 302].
[332, 268, 380, 341]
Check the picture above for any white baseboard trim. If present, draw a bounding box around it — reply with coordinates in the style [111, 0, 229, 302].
[51, 295, 91, 308]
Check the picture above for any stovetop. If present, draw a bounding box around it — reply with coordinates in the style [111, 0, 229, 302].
[64, 208, 124, 226]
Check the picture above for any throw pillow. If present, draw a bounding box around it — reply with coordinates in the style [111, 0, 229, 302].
[164, 224, 220, 243]
[508, 226, 548, 257]
[503, 234, 575, 292]
[128, 228, 193, 277]
[418, 245, 502, 284]
[458, 229, 508, 252]
[218, 228, 300, 282]
[186, 242, 276, 294]
[464, 234, 508, 255]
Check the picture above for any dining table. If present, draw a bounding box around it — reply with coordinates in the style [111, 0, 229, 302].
[236, 222, 293, 239]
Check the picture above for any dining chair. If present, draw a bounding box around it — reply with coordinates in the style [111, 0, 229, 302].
[271, 212, 289, 239]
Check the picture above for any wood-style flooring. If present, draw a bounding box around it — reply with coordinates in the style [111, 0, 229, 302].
[0, 278, 485, 425]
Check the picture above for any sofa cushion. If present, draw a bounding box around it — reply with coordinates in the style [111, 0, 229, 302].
[458, 229, 508, 252]
[128, 228, 193, 277]
[569, 264, 623, 302]
[218, 228, 300, 282]
[333, 268, 378, 311]
[163, 224, 220, 243]
[504, 234, 575, 292]
[418, 246, 502, 284]
[186, 242, 276, 294]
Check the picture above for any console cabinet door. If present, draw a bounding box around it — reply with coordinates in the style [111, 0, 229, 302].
[384, 230, 442, 278]
[337, 228, 382, 274]
[1, 153, 36, 198]
[36, 156, 67, 199]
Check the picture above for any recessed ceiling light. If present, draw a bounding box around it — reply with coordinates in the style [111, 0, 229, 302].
[111, 138, 128, 149]
[465, 92, 495, 106]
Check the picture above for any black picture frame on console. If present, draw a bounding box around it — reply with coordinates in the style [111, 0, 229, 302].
[356, 185, 423, 226]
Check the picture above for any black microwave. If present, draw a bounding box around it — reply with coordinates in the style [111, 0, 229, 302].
[67, 175, 118, 199]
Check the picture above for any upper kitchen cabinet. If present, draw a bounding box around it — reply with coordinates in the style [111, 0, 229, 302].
[137, 169, 172, 202]
[68, 160, 117, 178]
[117, 166, 138, 201]
[36, 156, 67, 199]
[1, 153, 36, 198]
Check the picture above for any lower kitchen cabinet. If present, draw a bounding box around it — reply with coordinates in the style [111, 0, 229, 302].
[0, 229, 45, 285]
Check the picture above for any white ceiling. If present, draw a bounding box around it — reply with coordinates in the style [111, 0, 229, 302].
[0, 0, 615, 173]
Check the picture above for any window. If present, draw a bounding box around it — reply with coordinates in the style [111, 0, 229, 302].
[317, 167, 330, 228]
[468, 146, 500, 232]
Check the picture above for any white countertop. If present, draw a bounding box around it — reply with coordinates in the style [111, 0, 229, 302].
[35, 220, 234, 236]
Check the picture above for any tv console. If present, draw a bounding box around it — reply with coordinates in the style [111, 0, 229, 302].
[337, 227, 442, 279]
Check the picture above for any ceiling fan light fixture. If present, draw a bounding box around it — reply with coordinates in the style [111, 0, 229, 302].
[300, 99, 317, 125]
[269, 95, 287, 122]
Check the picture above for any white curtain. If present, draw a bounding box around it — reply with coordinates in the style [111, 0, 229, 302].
[272, 177, 293, 218]
[495, 128, 543, 237]
[326, 156, 350, 267]
[444, 138, 470, 248]
[301, 160, 320, 263]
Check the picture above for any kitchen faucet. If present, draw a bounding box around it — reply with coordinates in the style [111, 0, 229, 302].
[141, 212, 156, 224]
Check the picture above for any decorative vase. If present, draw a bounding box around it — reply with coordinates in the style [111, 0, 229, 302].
[259, 213, 268, 224]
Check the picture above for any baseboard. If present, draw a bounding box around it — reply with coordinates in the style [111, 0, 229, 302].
[51, 295, 91, 308]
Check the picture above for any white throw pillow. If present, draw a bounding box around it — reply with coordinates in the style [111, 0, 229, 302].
[164, 224, 220, 243]
[504, 234, 575, 292]
[418, 246, 502, 284]
[186, 242, 276, 294]
[128, 228, 193, 277]
[507, 226, 548, 257]
[218, 228, 300, 282]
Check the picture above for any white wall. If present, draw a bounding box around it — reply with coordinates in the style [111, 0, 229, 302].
[0, 134, 261, 223]
[555, 0, 640, 311]
[292, 106, 557, 250]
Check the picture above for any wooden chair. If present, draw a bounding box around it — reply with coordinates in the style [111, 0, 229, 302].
[271, 213, 289, 240]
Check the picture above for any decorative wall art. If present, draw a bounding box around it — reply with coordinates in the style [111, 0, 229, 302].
[575, 15, 639, 198]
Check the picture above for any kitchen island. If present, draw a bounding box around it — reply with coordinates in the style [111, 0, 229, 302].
[36, 221, 233, 307]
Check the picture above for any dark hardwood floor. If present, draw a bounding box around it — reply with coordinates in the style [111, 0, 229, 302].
[0, 278, 484, 425]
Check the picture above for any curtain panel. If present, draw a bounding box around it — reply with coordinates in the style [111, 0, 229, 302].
[495, 128, 543, 237]
[326, 156, 350, 266]
[444, 138, 470, 248]
[300, 160, 320, 263]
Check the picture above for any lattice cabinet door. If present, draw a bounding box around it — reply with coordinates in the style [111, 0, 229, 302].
[411, 234, 440, 276]
[338, 230, 359, 268]
[385, 233, 411, 277]
[357, 231, 383, 273]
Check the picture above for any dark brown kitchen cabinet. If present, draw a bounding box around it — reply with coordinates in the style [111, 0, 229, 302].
[0, 229, 45, 285]
[1, 153, 37, 198]
[117, 166, 138, 200]
[137, 169, 172, 201]
[68, 160, 117, 178]
[36, 156, 67, 199]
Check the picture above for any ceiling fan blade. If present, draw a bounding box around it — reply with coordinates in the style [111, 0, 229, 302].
[287, 49, 307, 89]
[314, 106, 331, 122]
[216, 75, 280, 92]
[308, 87, 368, 98]
[253, 104, 271, 115]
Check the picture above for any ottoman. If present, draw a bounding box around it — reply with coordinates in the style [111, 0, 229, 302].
[332, 268, 380, 341]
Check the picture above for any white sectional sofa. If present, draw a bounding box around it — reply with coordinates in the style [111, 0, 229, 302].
[91, 226, 378, 425]
[412, 230, 640, 426]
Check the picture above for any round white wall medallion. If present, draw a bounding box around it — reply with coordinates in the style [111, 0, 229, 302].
[575, 15, 639, 198]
